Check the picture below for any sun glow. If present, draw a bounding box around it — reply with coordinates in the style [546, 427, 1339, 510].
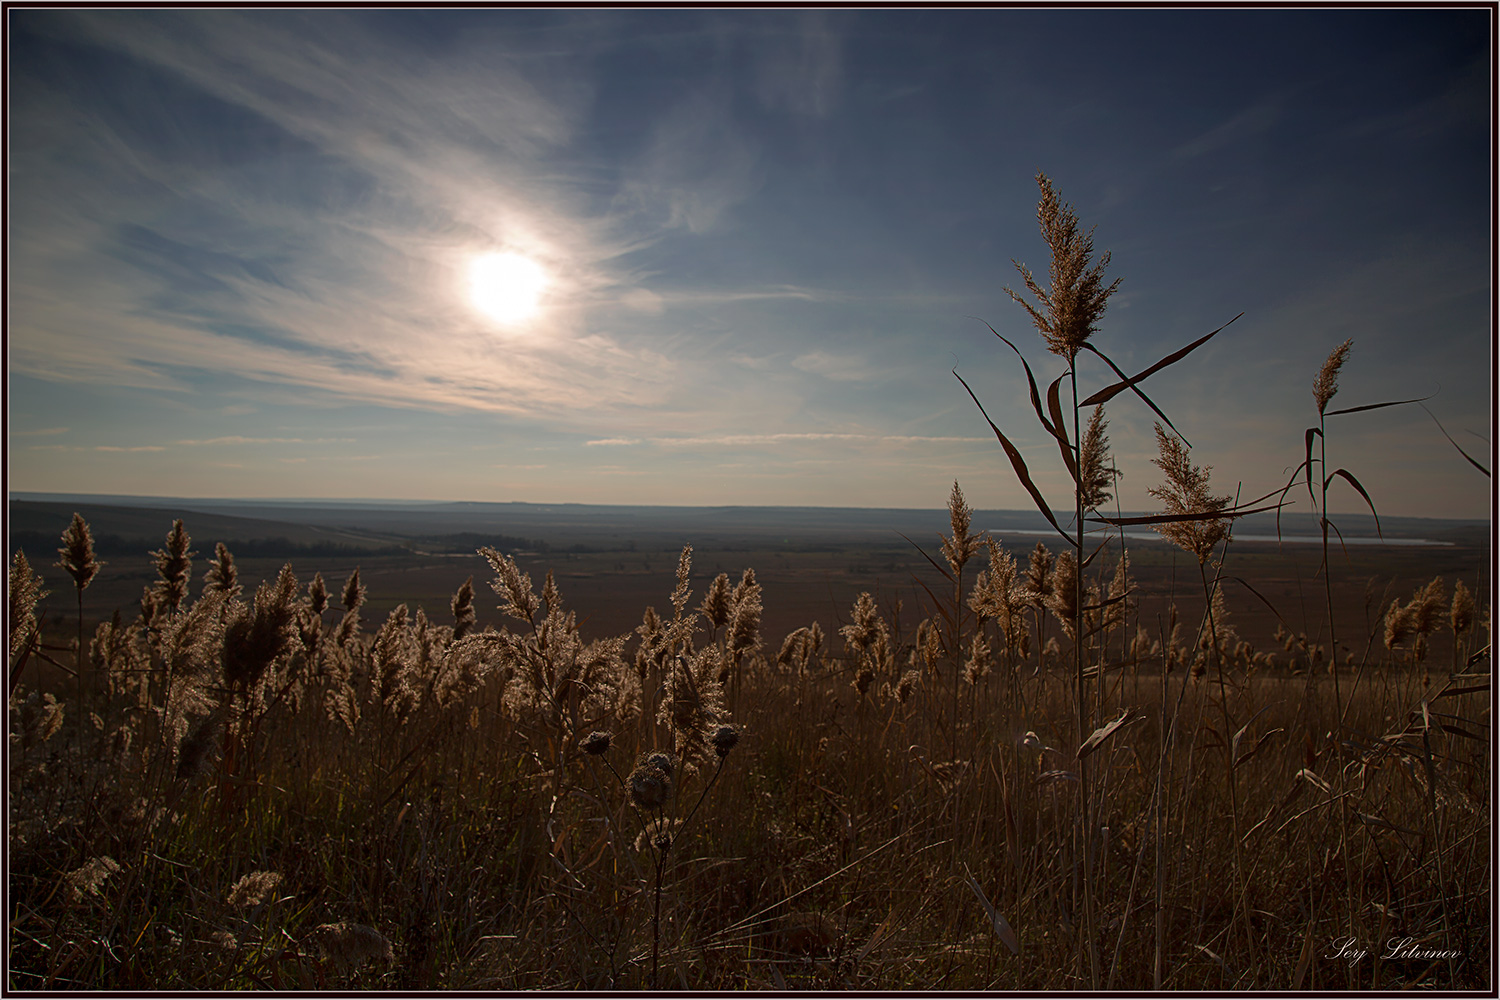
[469, 252, 549, 325]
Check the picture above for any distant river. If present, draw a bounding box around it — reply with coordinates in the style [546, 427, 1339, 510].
[995, 528, 1455, 547]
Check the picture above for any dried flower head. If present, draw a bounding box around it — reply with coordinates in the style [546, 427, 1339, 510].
[1005, 172, 1122, 359]
[629, 752, 675, 810]
[480, 548, 539, 623]
[57, 513, 102, 593]
[451, 576, 476, 640]
[9, 551, 47, 664]
[1026, 542, 1053, 604]
[727, 568, 763, 660]
[941, 481, 983, 576]
[226, 870, 283, 909]
[711, 724, 739, 758]
[671, 544, 694, 617]
[1147, 423, 1231, 564]
[894, 668, 920, 704]
[222, 564, 300, 695]
[64, 855, 122, 903]
[701, 573, 732, 630]
[582, 731, 612, 756]
[203, 542, 239, 600]
[307, 572, 329, 617]
[151, 520, 195, 614]
[1078, 405, 1118, 510]
[1313, 339, 1353, 416]
[1451, 579, 1475, 637]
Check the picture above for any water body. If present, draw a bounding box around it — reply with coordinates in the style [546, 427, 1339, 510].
[994, 528, 1453, 547]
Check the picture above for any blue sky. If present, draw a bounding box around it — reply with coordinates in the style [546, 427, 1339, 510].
[7, 9, 1492, 518]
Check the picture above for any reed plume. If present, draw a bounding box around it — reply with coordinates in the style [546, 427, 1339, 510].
[9, 550, 47, 673]
[226, 870, 282, 909]
[150, 520, 194, 615]
[1147, 423, 1230, 563]
[451, 576, 477, 640]
[1313, 338, 1353, 415]
[1078, 405, 1117, 510]
[203, 542, 240, 601]
[1005, 172, 1122, 360]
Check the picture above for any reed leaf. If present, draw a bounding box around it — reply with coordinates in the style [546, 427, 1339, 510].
[1077, 707, 1143, 760]
[1420, 402, 1490, 477]
[1077, 341, 1189, 446]
[1324, 468, 1382, 537]
[974, 321, 1063, 440]
[1324, 393, 1432, 416]
[962, 863, 1020, 956]
[1045, 375, 1079, 483]
[955, 371, 1071, 543]
[1080, 313, 1242, 407]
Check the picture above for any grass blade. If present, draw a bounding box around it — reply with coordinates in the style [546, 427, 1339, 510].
[1077, 707, 1143, 760]
[1325, 393, 1432, 416]
[1420, 402, 1490, 477]
[973, 319, 1062, 440]
[1080, 313, 1242, 408]
[955, 371, 1071, 544]
[1087, 500, 1284, 527]
[1323, 469, 1382, 538]
[1046, 375, 1079, 483]
[1079, 343, 1191, 446]
[962, 863, 1021, 956]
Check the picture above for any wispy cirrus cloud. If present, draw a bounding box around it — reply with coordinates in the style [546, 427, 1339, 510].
[28, 444, 167, 453]
[590, 432, 988, 448]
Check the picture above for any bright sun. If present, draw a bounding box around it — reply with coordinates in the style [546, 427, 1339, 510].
[469, 252, 549, 325]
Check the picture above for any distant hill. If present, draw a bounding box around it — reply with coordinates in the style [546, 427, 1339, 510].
[8, 492, 1489, 557]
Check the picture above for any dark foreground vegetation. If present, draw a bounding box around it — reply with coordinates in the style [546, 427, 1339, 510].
[7, 496, 1489, 991]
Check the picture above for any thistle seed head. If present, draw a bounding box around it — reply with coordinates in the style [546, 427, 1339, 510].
[711, 724, 739, 758]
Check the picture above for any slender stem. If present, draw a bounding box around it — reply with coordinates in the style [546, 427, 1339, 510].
[1318, 415, 1356, 937]
[1069, 364, 1100, 990]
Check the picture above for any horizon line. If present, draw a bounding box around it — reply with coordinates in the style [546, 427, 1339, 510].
[7, 490, 1490, 524]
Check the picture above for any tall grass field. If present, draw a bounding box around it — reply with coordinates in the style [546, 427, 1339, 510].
[7, 176, 1490, 992]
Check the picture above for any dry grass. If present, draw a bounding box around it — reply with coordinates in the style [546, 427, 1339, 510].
[6, 508, 1489, 991]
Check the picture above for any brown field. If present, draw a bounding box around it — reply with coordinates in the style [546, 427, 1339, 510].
[7, 499, 1491, 991]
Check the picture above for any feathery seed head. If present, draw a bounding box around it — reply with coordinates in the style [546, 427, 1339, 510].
[701, 573, 732, 629]
[728, 568, 763, 656]
[64, 856, 122, 903]
[1004, 172, 1121, 360]
[57, 513, 102, 593]
[1078, 405, 1118, 511]
[151, 520, 194, 613]
[9, 551, 47, 664]
[481, 548, 539, 623]
[671, 544, 694, 616]
[1451, 579, 1475, 636]
[226, 870, 283, 909]
[1313, 339, 1353, 416]
[941, 481, 983, 575]
[1026, 542, 1053, 600]
[1147, 423, 1231, 563]
[203, 541, 239, 600]
[307, 572, 328, 617]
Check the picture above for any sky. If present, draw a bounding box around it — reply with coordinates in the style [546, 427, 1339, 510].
[7, 9, 1493, 519]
